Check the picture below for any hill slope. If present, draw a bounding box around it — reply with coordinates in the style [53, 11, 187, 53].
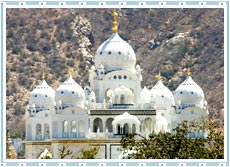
[6, 8, 224, 135]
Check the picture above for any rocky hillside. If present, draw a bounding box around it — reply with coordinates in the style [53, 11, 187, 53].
[6, 9, 224, 136]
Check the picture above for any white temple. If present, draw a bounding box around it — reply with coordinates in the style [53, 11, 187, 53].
[25, 10, 209, 159]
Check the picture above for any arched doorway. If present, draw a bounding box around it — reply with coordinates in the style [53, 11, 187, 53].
[106, 118, 114, 132]
[93, 118, 103, 132]
[120, 94, 126, 104]
[117, 124, 121, 134]
[123, 123, 129, 134]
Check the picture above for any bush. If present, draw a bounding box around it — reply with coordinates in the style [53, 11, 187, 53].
[7, 30, 14, 38]
[27, 43, 37, 51]
[14, 103, 24, 116]
[178, 45, 188, 58]
[11, 129, 23, 139]
[12, 46, 20, 55]
[66, 52, 73, 58]
[40, 42, 52, 53]
[40, 31, 50, 40]
[67, 60, 75, 67]
[188, 47, 202, 57]
[18, 74, 27, 85]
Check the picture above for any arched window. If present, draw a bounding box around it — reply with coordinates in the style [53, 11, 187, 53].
[93, 118, 103, 132]
[120, 94, 126, 104]
[106, 118, 114, 132]
[71, 121, 77, 138]
[105, 88, 113, 103]
[44, 124, 50, 139]
[123, 123, 129, 134]
[63, 121, 68, 138]
[71, 121, 77, 133]
[36, 124, 42, 140]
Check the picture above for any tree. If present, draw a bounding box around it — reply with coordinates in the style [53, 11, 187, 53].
[58, 143, 99, 159]
[73, 147, 100, 159]
[58, 143, 73, 159]
[207, 119, 224, 159]
[120, 120, 224, 159]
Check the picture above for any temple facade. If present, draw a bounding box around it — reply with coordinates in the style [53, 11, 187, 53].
[25, 10, 209, 159]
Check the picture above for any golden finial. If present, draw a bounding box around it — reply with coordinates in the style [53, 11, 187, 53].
[68, 67, 72, 76]
[157, 71, 161, 80]
[42, 69, 45, 80]
[187, 68, 191, 76]
[112, 9, 118, 33]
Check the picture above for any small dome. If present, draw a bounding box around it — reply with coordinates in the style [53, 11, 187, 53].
[150, 80, 174, 109]
[95, 33, 136, 72]
[174, 76, 204, 106]
[29, 80, 55, 107]
[55, 76, 85, 107]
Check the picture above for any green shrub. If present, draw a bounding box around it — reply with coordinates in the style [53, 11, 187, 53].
[12, 46, 20, 55]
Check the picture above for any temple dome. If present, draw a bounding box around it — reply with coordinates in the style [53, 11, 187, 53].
[150, 80, 174, 110]
[55, 76, 85, 107]
[29, 80, 55, 107]
[174, 76, 204, 107]
[94, 33, 136, 72]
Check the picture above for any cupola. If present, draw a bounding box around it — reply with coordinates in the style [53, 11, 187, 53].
[174, 68, 205, 108]
[55, 68, 85, 108]
[29, 71, 55, 109]
[149, 72, 174, 110]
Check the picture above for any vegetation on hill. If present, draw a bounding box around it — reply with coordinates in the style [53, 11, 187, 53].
[6, 9, 224, 135]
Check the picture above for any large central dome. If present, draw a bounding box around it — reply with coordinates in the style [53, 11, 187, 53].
[94, 33, 136, 72]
